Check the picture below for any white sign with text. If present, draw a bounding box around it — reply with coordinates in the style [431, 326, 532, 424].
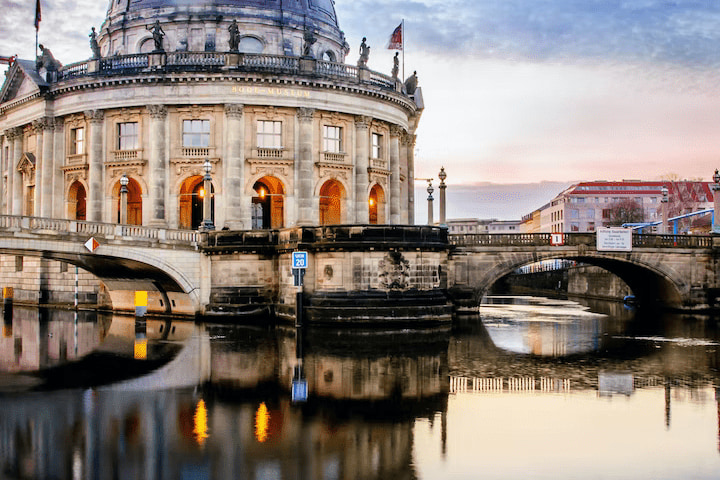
[596, 228, 632, 252]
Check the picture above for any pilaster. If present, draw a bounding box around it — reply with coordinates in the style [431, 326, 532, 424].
[224, 103, 246, 229]
[84, 110, 105, 222]
[147, 105, 168, 226]
[354, 115, 371, 224]
[389, 124, 403, 224]
[296, 107, 315, 226]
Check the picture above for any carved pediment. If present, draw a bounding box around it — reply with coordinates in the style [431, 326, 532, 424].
[0, 59, 47, 104]
[17, 152, 35, 172]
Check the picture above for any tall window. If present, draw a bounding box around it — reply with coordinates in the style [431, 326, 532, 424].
[371, 133, 382, 158]
[117, 122, 139, 150]
[323, 126, 342, 153]
[182, 120, 210, 147]
[71, 127, 85, 155]
[257, 121, 282, 148]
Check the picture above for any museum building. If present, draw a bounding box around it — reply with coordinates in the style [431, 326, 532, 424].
[0, 0, 423, 231]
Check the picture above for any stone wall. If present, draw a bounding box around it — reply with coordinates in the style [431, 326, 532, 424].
[567, 265, 632, 301]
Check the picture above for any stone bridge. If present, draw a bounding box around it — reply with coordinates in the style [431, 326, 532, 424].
[447, 233, 720, 310]
[0, 216, 718, 316]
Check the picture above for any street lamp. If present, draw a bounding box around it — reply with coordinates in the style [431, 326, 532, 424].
[660, 185, 668, 235]
[426, 179, 434, 226]
[200, 159, 215, 231]
[712, 169, 720, 234]
[438, 167, 447, 227]
[119, 174, 129, 224]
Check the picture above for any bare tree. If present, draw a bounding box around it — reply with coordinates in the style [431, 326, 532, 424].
[604, 198, 644, 226]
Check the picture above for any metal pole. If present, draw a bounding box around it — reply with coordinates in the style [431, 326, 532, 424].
[426, 180, 434, 226]
[201, 159, 215, 230]
[119, 174, 129, 224]
[660, 185, 668, 235]
[438, 167, 447, 227]
[713, 169, 720, 234]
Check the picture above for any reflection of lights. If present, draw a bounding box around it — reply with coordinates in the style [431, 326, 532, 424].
[255, 402, 270, 443]
[2, 326, 11, 338]
[193, 399, 209, 446]
[199, 188, 205, 199]
[134, 338, 147, 360]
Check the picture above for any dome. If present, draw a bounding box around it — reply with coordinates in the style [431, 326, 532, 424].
[100, 0, 348, 60]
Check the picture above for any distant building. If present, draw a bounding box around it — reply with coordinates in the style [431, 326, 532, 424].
[447, 218, 522, 234]
[522, 180, 714, 233]
[487, 219, 522, 233]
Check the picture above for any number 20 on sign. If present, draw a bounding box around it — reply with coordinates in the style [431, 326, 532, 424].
[292, 251, 308, 269]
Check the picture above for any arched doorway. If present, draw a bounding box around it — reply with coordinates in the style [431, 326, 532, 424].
[68, 181, 86, 220]
[179, 176, 214, 230]
[369, 184, 386, 224]
[114, 177, 143, 225]
[319, 179, 345, 226]
[252, 176, 284, 229]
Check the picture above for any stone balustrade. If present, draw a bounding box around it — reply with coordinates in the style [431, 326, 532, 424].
[449, 232, 714, 248]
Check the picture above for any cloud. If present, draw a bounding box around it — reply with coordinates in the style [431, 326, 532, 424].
[336, 0, 720, 68]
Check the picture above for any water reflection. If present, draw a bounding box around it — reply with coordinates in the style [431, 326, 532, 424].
[0, 299, 717, 479]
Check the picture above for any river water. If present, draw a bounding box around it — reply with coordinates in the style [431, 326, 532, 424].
[0, 296, 717, 479]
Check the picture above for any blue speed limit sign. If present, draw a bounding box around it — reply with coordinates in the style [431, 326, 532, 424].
[292, 251, 308, 269]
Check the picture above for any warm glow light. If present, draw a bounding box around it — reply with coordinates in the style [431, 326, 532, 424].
[259, 188, 266, 198]
[369, 198, 375, 206]
[255, 402, 270, 443]
[193, 399, 209, 446]
[199, 188, 205, 199]
[133, 339, 147, 360]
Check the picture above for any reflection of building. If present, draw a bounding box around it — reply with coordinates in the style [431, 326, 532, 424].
[0, 0, 422, 230]
[521, 180, 714, 233]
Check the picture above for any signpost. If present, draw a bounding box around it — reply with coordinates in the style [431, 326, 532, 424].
[597, 228, 632, 252]
[550, 233, 564, 246]
[291, 251, 308, 327]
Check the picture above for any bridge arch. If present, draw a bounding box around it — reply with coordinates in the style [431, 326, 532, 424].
[457, 250, 686, 309]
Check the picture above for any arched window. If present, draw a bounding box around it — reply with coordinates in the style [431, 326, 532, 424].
[68, 181, 86, 221]
[252, 176, 285, 229]
[114, 177, 143, 225]
[319, 179, 345, 225]
[369, 184, 386, 224]
[179, 176, 214, 229]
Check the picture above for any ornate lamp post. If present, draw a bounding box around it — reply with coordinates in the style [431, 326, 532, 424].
[200, 159, 215, 231]
[438, 167, 447, 227]
[426, 179, 434, 226]
[712, 169, 720, 234]
[119, 174, 129, 224]
[660, 185, 668, 235]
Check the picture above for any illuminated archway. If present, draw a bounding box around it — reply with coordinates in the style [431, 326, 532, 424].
[67, 181, 86, 221]
[252, 176, 285, 229]
[179, 176, 214, 230]
[369, 184, 386, 224]
[319, 179, 345, 226]
[113, 177, 143, 225]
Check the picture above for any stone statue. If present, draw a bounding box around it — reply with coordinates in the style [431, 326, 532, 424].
[146, 20, 165, 52]
[302, 25, 317, 58]
[228, 20, 240, 52]
[391, 52, 399, 78]
[36, 44, 62, 72]
[89, 27, 101, 59]
[404, 71, 418, 95]
[357, 37, 370, 68]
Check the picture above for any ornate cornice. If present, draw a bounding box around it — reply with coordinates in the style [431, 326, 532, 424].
[84, 110, 105, 124]
[224, 103, 244, 118]
[147, 104, 168, 119]
[32, 117, 55, 132]
[402, 133, 417, 147]
[354, 115, 372, 129]
[297, 107, 315, 122]
[3, 127, 23, 140]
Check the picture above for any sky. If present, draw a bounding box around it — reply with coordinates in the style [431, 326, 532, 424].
[2, 0, 720, 220]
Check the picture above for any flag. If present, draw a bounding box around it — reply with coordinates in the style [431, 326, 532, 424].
[34, 0, 41, 29]
[387, 22, 403, 50]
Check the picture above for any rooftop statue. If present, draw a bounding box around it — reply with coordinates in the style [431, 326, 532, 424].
[303, 26, 317, 58]
[404, 70, 418, 95]
[228, 20, 240, 52]
[146, 20, 165, 52]
[357, 37, 370, 68]
[36, 44, 62, 72]
[391, 52, 399, 78]
[89, 27, 101, 59]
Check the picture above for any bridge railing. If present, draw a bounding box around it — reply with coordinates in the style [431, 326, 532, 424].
[0, 215, 199, 245]
[449, 232, 714, 249]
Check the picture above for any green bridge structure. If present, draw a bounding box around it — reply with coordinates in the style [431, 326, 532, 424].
[0, 215, 717, 321]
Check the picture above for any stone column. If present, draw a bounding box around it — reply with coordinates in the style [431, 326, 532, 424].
[404, 133, 417, 225]
[11, 130, 23, 215]
[224, 104, 246, 229]
[40, 117, 55, 218]
[2, 129, 21, 215]
[32, 120, 44, 216]
[389, 125, 403, 224]
[147, 105, 168, 226]
[354, 116, 371, 224]
[296, 107, 315, 226]
[52, 118, 65, 219]
[84, 110, 105, 222]
[0, 134, 4, 213]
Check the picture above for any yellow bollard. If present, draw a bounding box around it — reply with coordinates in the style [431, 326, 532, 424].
[135, 290, 148, 317]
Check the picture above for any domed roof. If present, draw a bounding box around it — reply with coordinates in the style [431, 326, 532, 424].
[106, 0, 339, 28]
[101, 0, 347, 59]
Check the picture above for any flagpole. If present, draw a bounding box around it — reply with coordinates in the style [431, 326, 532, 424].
[402, 19, 405, 81]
